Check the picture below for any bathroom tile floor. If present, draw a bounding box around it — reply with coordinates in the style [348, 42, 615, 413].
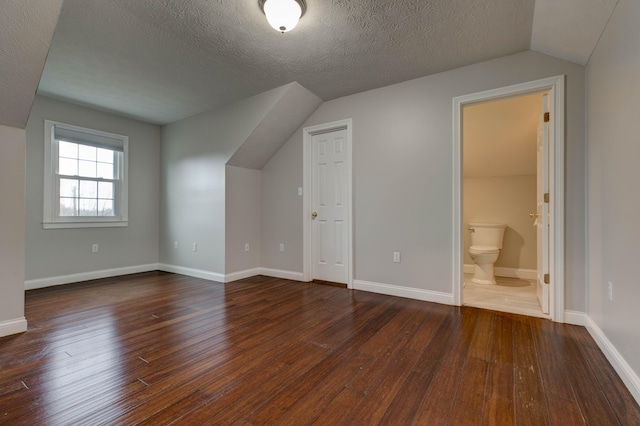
[463, 274, 547, 318]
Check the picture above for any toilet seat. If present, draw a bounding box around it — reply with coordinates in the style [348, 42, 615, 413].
[469, 245, 499, 254]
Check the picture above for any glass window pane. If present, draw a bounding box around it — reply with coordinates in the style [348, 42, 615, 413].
[59, 141, 78, 159]
[79, 199, 97, 216]
[79, 180, 97, 198]
[97, 148, 114, 164]
[60, 198, 77, 216]
[78, 160, 96, 178]
[59, 158, 78, 176]
[78, 145, 96, 161]
[98, 200, 114, 216]
[60, 179, 79, 197]
[98, 181, 114, 199]
[97, 162, 114, 179]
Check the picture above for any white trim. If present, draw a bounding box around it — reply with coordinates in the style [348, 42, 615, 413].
[463, 264, 537, 280]
[0, 317, 28, 338]
[259, 268, 305, 281]
[43, 220, 128, 229]
[43, 119, 129, 229]
[452, 75, 566, 322]
[303, 119, 354, 289]
[585, 317, 640, 404]
[157, 264, 224, 283]
[25, 264, 159, 290]
[224, 268, 262, 283]
[353, 280, 454, 305]
[564, 310, 588, 326]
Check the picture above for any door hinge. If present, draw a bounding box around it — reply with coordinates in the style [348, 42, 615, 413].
[544, 273, 550, 284]
[544, 112, 550, 122]
[544, 192, 549, 203]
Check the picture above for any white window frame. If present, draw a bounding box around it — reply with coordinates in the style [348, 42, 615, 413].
[43, 120, 129, 229]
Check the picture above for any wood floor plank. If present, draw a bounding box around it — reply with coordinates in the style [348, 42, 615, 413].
[0, 273, 638, 425]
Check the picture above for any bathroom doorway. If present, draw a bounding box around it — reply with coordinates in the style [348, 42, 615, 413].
[452, 76, 566, 322]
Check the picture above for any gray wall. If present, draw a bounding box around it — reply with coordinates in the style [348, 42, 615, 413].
[24, 96, 161, 281]
[463, 175, 537, 270]
[225, 165, 261, 274]
[587, 0, 640, 378]
[0, 125, 27, 328]
[261, 50, 586, 311]
[159, 85, 287, 275]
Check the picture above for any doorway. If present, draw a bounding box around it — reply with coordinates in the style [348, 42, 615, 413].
[303, 119, 353, 288]
[452, 76, 566, 322]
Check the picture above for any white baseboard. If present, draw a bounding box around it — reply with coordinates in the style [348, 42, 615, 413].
[0, 317, 27, 338]
[564, 310, 588, 326]
[157, 264, 224, 283]
[463, 264, 537, 280]
[585, 317, 640, 404]
[353, 280, 453, 305]
[258, 268, 305, 281]
[25, 264, 160, 290]
[224, 268, 262, 283]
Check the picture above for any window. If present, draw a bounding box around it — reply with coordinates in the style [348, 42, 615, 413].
[44, 120, 128, 228]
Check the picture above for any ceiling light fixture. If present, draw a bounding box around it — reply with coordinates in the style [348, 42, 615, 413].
[258, 0, 306, 33]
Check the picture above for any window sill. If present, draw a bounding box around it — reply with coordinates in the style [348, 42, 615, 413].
[43, 220, 128, 229]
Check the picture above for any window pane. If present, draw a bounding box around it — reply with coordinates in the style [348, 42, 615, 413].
[59, 158, 78, 176]
[79, 180, 97, 198]
[59, 141, 78, 159]
[60, 198, 77, 216]
[98, 181, 114, 199]
[78, 145, 97, 161]
[97, 162, 114, 179]
[60, 179, 79, 197]
[97, 148, 114, 164]
[78, 160, 97, 178]
[79, 199, 97, 216]
[98, 199, 114, 216]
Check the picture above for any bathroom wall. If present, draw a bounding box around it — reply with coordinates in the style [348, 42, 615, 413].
[463, 175, 537, 270]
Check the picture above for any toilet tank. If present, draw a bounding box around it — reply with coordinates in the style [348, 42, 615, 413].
[469, 223, 507, 249]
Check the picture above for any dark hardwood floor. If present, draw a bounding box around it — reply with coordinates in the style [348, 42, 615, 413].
[1, 272, 638, 425]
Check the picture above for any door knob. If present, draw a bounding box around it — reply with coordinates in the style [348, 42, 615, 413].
[529, 213, 539, 218]
[311, 211, 318, 219]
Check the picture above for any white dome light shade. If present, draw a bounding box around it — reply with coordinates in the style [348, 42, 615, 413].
[262, 0, 303, 33]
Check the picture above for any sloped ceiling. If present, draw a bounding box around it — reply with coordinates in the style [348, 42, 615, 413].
[37, 0, 536, 125]
[2, 1, 619, 128]
[531, 0, 618, 65]
[0, 0, 63, 129]
[463, 93, 543, 178]
[227, 82, 322, 170]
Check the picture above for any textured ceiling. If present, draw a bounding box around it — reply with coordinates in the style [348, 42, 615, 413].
[32, 0, 618, 126]
[463, 93, 543, 178]
[0, 0, 63, 128]
[37, 0, 536, 125]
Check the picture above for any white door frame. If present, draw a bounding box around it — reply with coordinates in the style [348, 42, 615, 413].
[303, 119, 354, 288]
[452, 76, 566, 322]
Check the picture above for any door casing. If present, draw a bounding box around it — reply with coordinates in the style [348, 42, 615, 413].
[303, 119, 354, 288]
[452, 76, 566, 322]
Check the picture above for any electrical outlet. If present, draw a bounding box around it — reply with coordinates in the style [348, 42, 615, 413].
[393, 251, 401, 263]
[245, 243, 250, 252]
[174, 241, 178, 250]
[279, 243, 284, 252]
[608, 281, 613, 301]
[192, 243, 198, 252]
[92, 244, 99, 253]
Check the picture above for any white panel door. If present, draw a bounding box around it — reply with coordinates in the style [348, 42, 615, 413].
[311, 129, 349, 283]
[536, 94, 550, 314]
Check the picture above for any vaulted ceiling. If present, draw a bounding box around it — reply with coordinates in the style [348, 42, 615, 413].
[1, 0, 619, 128]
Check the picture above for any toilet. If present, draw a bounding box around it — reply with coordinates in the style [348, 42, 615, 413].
[468, 223, 507, 285]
